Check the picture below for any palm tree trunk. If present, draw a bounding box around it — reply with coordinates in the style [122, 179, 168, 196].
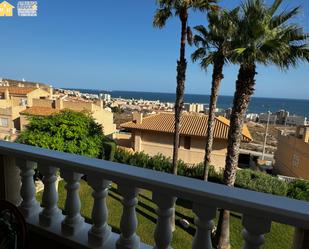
[215, 64, 256, 249]
[172, 9, 188, 175]
[203, 56, 224, 181]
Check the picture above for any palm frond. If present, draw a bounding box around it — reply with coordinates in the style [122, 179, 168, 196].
[153, 7, 173, 28]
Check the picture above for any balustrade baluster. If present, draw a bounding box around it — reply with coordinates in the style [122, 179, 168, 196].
[242, 215, 271, 249]
[16, 159, 41, 219]
[116, 184, 140, 249]
[152, 192, 176, 249]
[38, 164, 62, 226]
[60, 169, 84, 236]
[87, 174, 112, 246]
[192, 203, 216, 249]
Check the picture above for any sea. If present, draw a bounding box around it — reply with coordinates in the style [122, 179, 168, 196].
[75, 89, 309, 117]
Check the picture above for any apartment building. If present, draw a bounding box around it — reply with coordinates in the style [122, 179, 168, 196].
[274, 125, 309, 179]
[20, 97, 116, 136]
[121, 112, 252, 169]
[0, 86, 51, 139]
[184, 103, 204, 113]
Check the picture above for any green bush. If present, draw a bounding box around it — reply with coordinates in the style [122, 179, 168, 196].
[17, 110, 105, 158]
[287, 180, 309, 201]
[148, 154, 172, 173]
[114, 148, 132, 164]
[113, 148, 309, 201]
[102, 141, 116, 161]
[235, 169, 288, 196]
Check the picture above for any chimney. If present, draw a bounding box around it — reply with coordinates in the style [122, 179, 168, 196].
[55, 98, 64, 110]
[4, 88, 9, 99]
[132, 112, 143, 124]
[304, 126, 309, 143]
[49, 86, 53, 99]
[296, 125, 309, 143]
[100, 99, 104, 109]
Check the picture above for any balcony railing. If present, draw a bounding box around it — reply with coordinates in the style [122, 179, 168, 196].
[0, 140, 309, 249]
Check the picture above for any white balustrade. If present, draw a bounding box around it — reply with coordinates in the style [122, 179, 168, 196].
[87, 174, 112, 246]
[192, 203, 217, 249]
[116, 184, 140, 249]
[16, 159, 41, 219]
[152, 193, 176, 249]
[1, 141, 309, 249]
[60, 169, 84, 236]
[242, 215, 271, 249]
[38, 164, 62, 226]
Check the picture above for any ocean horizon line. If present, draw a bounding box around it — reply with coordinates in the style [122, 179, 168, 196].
[67, 88, 309, 101]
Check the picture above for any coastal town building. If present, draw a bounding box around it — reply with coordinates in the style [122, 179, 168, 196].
[100, 93, 112, 102]
[285, 115, 308, 126]
[259, 112, 278, 124]
[259, 110, 307, 126]
[120, 112, 252, 169]
[0, 84, 51, 139]
[274, 125, 309, 179]
[20, 97, 116, 136]
[184, 103, 204, 113]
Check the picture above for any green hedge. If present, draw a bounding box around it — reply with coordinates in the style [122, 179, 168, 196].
[287, 180, 309, 201]
[112, 148, 308, 202]
[102, 141, 116, 161]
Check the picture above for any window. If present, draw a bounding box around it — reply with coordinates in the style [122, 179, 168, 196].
[0, 118, 9, 127]
[184, 136, 191, 150]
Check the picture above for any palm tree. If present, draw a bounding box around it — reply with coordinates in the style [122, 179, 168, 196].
[191, 8, 239, 180]
[153, 0, 218, 175]
[216, 1, 309, 248]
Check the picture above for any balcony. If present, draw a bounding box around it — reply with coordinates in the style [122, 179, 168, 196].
[0, 140, 309, 249]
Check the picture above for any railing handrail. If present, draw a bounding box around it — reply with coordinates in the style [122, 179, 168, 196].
[0, 140, 308, 229]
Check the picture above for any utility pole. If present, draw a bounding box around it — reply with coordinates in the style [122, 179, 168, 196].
[262, 111, 271, 160]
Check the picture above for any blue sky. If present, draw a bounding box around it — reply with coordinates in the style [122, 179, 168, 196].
[0, 0, 308, 99]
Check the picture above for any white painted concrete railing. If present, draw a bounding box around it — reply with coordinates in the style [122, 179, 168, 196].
[0, 140, 309, 249]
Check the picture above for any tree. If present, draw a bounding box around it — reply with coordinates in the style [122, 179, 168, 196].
[17, 110, 106, 158]
[153, 0, 218, 175]
[191, 8, 239, 180]
[216, 1, 309, 248]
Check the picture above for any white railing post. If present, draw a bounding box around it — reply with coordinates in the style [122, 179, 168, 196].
[87, 174, 112, 246]
[116, 184, 140, 249]
[38, 164, 62, 227]
[60, 169, 84, 236]
[192, 203, 216, 249]
[242, 215, 271, 249]
[152, 192, 176, 249]
[16, 159, 41, 219]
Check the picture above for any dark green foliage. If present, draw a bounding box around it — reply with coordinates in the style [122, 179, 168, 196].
[114, 148, 132, 164]
[235, 169, 288, 196]
[112, 148, 309, 201]
[17, 110, 105, 158]
[287, 180, 309, 201]
[102, 141, 116, 161]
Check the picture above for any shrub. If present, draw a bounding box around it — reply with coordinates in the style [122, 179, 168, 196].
[148, 154, 172, 173]
[17, 110, 105, 158]
[102, 141, 116, 161]
[287, 180, 309, 201]
[235, 169, 288, 196]
[114, 148, 132, 164]
[113, 148, 309, 201]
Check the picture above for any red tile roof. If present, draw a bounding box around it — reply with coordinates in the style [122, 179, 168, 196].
[0, 87, 36, 95]
[121, 112, 252, 142]
[20, 106, 58, 116]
